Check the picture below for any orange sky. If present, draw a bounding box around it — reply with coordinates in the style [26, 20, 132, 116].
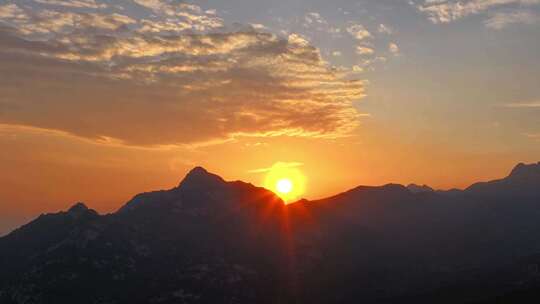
[1, 121, 536, 226]
[1, 0, 539, 235]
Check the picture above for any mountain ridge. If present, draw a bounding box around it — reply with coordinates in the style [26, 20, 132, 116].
[1, 161, 540, 304]
[8, 161, 540, 228]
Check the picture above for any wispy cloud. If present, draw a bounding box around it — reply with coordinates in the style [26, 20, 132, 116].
[525, 133, 540, 141]
[0, 4, 136, 35]
[248, 162, 304, 173]
[415, 0, 540, 28]
[0, 124, 177, 151]
[501, 101, 540, 108]
[34, 0, 107, 9]
[484, 10, 538, 29]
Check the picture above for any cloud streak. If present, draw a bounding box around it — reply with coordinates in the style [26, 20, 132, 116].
[484, 9, 538, 29]
[502, 100, 540, 108]
[34, 0, 108, 9]
[248, 162, 304, 173]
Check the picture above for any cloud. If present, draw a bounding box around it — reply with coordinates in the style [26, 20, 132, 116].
[132, 1, 223, 31]
[0, 123, 172, 150]
[484, 9, 538, 29]
[299, 12, 341, 35]
[346, 23, 377, 58]
[389, 42, 400, 55]
[134, 0, 223, 32]
[248, 162, 304, 173]
[133, 0, 188, 16]
[356, 46, 375, 55]
[287, 33, 310, 46]
[0, 4, 28, 21]
[415, 0, 540, 25]
[378, 23, 393, 34]
[304, 12, 328, 26]
[138, 18, 193, 33]
[0, 3, 365, 147]
[0, 4, 136, 35]
[132, 2, 220, 34]
[501, 100, 540, 108]
[34, 0, 108, 9]
[352, 65, 364, 73]
[346, 23, 371, 41]
[249, 23, 267, 30]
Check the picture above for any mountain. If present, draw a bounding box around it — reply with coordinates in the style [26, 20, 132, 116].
[1, 162, 540, 304]
[407, 183, 434, 193]
[466, 162, 540, 199]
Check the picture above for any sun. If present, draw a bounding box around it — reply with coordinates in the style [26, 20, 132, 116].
[276, 178, 293, 194]
[263, 163, 306, 202]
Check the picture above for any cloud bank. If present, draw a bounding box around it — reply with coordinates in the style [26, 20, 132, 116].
[0, 1, 364, 146]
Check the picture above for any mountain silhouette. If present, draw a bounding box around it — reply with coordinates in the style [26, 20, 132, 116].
[466, 162, 540, 199]
[1, 162, 540, 304]
[407, 183, 435, 193]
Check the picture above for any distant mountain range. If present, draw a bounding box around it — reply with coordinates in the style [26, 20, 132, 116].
[1, 162, 540, 304]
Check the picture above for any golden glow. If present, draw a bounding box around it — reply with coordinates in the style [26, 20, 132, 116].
[264, 163, 306, 202]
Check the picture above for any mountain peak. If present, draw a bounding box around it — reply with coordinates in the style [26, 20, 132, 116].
[508, 162, 540, 179]
[66, 202, 98, 219]
[68, 202, 89, 213]
[188, 166, 210, 175]
[178, 166, 226, 189]
[407, 184, 434, 193]
[466, 162, 540, 197]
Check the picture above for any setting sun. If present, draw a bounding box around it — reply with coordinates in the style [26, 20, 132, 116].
[263, 163, 306, 202]
[276, 178, 293, 194]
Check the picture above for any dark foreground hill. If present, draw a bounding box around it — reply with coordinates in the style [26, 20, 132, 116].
[1, 163, 540, 304]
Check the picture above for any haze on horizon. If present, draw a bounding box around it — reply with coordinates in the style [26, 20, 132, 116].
[0, 0, 539, 235]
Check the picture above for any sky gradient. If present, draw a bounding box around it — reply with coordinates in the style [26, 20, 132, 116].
[1, 0, 539, 235]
